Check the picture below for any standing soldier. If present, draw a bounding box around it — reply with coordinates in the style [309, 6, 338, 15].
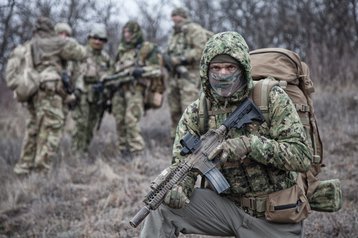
[71, 23, 112, 153]
[164, 7, 213, 140]
[54, 22, 77, 113]
[111, 20, 163, 158]
[13, 17, 86, 175]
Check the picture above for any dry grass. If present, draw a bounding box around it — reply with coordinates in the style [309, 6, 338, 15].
[0, 82, 357, 238]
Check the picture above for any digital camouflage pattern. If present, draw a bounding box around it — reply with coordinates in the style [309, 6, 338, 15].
[14, 17, 87, 175]
[112, 21, 162, 154]
[172, 32, 312, 200]
[71, 45, 112, 152]
[167, 18, 211, 139]
[309, 179, 343, 212]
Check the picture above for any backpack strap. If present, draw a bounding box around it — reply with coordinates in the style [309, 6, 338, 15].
[198, 91, 209, 135]
[251, 77, 287, 122]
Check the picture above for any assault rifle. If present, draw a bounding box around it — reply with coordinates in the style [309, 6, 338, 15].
[93, 68, 162, 130]
[129, 97, 265, 228]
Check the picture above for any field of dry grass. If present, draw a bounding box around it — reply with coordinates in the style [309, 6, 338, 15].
[0, 82, 357, 238]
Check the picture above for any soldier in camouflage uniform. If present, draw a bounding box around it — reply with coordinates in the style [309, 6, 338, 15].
[140, 32, 312, 237]
[164, 7, 212, 140]
[54, 23, 77, 114]
[112, 21, 163, 156]
[13, 17, 86, 175]
[71, 23, 112, 153]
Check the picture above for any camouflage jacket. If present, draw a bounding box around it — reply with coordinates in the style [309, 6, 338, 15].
[114, 41, 162, 84]
[172, 32, 312, 198]
[167, 20, 209, 69]
[32, 35, 86, 83]
[75, 45, 112, 93]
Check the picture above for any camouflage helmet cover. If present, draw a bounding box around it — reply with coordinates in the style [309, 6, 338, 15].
[89, 23, 108, 40]
[200, 31, 254, 104]
[171, 7, 188, 18]
[55, 22, 72, 36]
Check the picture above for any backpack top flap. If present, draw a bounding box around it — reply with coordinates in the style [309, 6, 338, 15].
[250, 48, 302, 85]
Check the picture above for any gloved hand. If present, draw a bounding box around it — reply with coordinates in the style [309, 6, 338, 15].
[132, 67, 145, 79]
[207, 136, 251, 163]
[164, 185, 190, 209]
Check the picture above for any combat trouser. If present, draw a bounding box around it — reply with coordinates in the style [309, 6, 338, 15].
[167, 68, 200, 140]
[112, 84, 145, 154]
[71, 91, 101, 152]
[140, 188, 303, 238]
[14, 88, 65, 174]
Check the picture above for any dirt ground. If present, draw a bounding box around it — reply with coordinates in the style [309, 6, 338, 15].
[0, 83, 357, 238]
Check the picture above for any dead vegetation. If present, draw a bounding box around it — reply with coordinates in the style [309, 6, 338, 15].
[0, 83, 357, 238]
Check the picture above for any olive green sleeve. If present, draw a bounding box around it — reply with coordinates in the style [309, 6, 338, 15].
[248, 86, 312, 172]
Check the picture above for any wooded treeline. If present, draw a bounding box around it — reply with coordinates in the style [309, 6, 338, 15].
[0, 0, 357, 87]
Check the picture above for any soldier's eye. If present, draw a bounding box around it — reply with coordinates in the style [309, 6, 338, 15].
[227, 65, 238, 72]
[210, 66, 221, 71]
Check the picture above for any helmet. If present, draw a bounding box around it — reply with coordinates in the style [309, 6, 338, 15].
[88, 23, 107, 40]
[171, 7, 189, 18]
[55, 22, 72, 36]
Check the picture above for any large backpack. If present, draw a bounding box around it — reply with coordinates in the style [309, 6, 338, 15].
[198, 48, 342, 212]
[249, 48, 323, 177]
[5, 41, 40, 102]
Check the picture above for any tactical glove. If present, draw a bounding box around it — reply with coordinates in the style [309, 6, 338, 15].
[164, 185, 190, 209]
[132, 67, 145, 79]
[207, 136, 251, 163]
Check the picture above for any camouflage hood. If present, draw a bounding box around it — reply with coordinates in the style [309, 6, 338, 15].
[118, 21, 144, 53]
[200, 31, 253, 105]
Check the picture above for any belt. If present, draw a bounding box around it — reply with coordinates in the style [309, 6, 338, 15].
[224, 195, 267, 217]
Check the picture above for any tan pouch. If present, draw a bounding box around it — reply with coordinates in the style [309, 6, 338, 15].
[265, 184, 311, 223]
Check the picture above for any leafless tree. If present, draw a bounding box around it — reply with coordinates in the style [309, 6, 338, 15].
[1, 0, 357, 86]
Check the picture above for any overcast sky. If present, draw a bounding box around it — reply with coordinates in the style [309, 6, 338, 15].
[111, 0, 183, 31]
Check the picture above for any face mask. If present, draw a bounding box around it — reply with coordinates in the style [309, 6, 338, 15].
[209, 68, 246, 97]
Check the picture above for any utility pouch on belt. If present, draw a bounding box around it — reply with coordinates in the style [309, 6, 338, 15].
[265, 184, 311, 223]
[308, 179, 343, 212]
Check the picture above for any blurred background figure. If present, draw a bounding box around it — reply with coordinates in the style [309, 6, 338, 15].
[13, 17, 86, 176]
[163, 7, 213, 141]
[71, 23, 112, 154]
[112, 20, 164, 158]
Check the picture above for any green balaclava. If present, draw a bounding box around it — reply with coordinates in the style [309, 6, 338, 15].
[208, 54, 246, 98]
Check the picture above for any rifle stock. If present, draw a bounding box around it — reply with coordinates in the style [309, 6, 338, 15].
[129, 97, 265, 228]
